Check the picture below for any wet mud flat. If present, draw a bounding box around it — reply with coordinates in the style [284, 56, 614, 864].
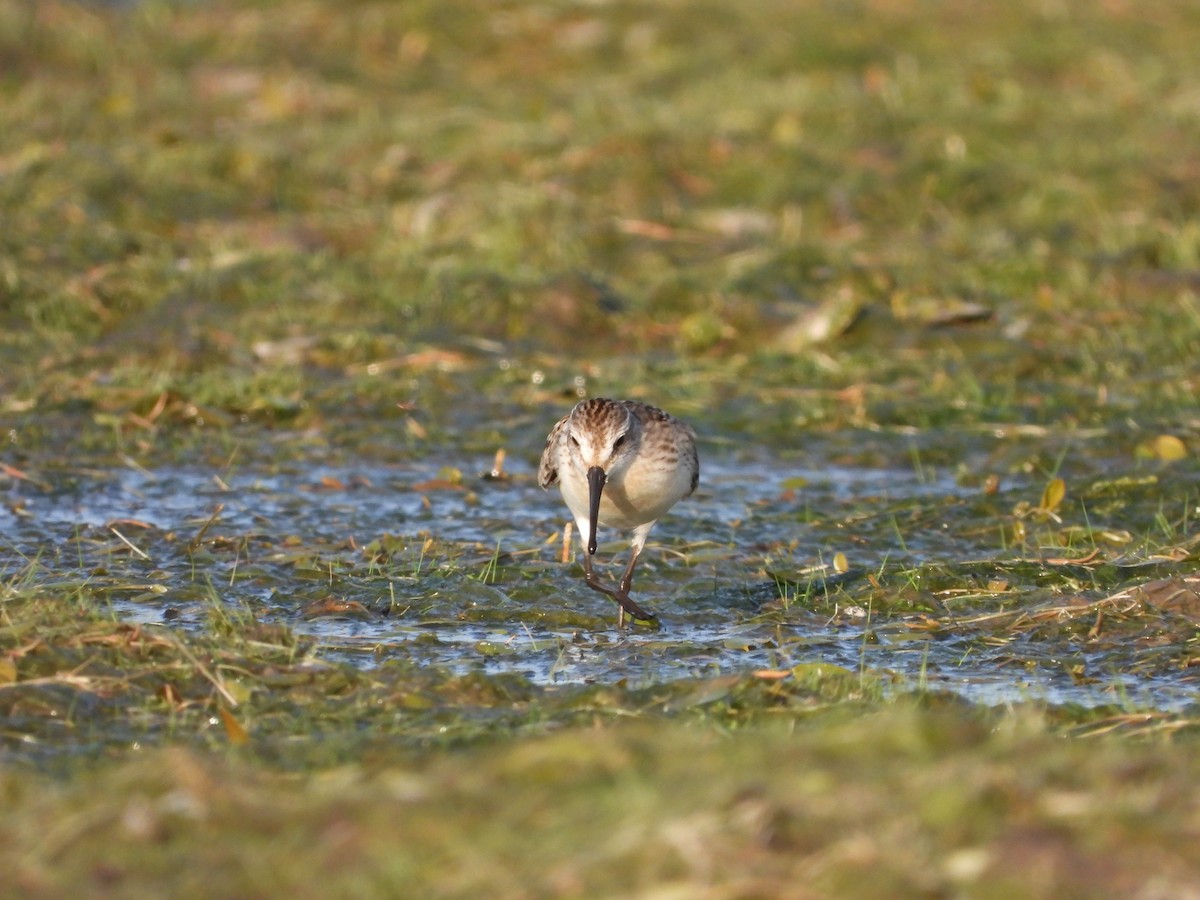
[5, 423, 1197, 715]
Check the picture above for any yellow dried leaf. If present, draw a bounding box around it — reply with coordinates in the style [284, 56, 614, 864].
[752, 669, 792, 680]
[1153, 434, 1187, 462]
[833, 551, 849, 573]
[219, 707, 249, 746]
[0, 657, 16, 684]
[1041, 477, 1066, 512]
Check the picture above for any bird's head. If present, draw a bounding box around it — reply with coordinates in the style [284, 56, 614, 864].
[566, 399, 639, 554]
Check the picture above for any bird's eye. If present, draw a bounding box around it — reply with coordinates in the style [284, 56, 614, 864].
[613, 434, 627, 451]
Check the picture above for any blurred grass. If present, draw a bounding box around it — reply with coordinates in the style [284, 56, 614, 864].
[6, 710, 1200, 897]
[2, 0, 1199, 438]
[4, 0, 1200, 894]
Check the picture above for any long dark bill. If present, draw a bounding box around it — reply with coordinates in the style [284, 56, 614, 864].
[586, 465, 606, 555]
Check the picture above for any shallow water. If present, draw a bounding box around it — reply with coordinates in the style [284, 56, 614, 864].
[2, 448, 1195, 711]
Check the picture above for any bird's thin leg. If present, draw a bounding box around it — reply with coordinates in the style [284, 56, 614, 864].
[618, 547, 641, 596]
[581, 552, 656, 624]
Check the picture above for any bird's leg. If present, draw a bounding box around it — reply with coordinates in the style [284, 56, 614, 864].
[618, 547, 641, 596]
[615, 549, 647, 628]
[581, 552, 656, 625]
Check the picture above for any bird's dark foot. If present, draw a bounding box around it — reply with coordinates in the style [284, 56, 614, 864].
[583, 572, 658, 626]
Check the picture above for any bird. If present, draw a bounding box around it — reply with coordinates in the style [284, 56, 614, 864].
[538, 397, 699, 625]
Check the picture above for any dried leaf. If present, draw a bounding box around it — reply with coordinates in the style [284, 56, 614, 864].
[1, 462, 51, 490]
[1041, 477, 1066, 512]
[1131, 577, 1200, 621]
[302, 597, 373, 619]
[219, 707, 249, 746]
[1151, 434, 1187, 462]
[1044, 549, 1103, 566]
[776, 285, 865, 350]
[752, 669, 792, 680]
[723, 638, 759, 651]
[616, 218, 677, 240]
[891, 294, 992, 326]
[251, 336, 317, 364]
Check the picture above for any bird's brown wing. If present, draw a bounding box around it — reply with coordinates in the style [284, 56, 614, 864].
[687, 437, 700, 496]
[623, 401, 699, 497]
[537, 415, 568, 488]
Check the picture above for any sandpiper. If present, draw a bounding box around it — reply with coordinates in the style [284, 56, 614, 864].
[538, 398, 699, 625]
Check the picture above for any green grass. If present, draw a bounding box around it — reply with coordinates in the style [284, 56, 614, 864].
[3, 586, 1199, 896]
[7, 707, 1200, 898]
[3, 0, 1200, 894]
